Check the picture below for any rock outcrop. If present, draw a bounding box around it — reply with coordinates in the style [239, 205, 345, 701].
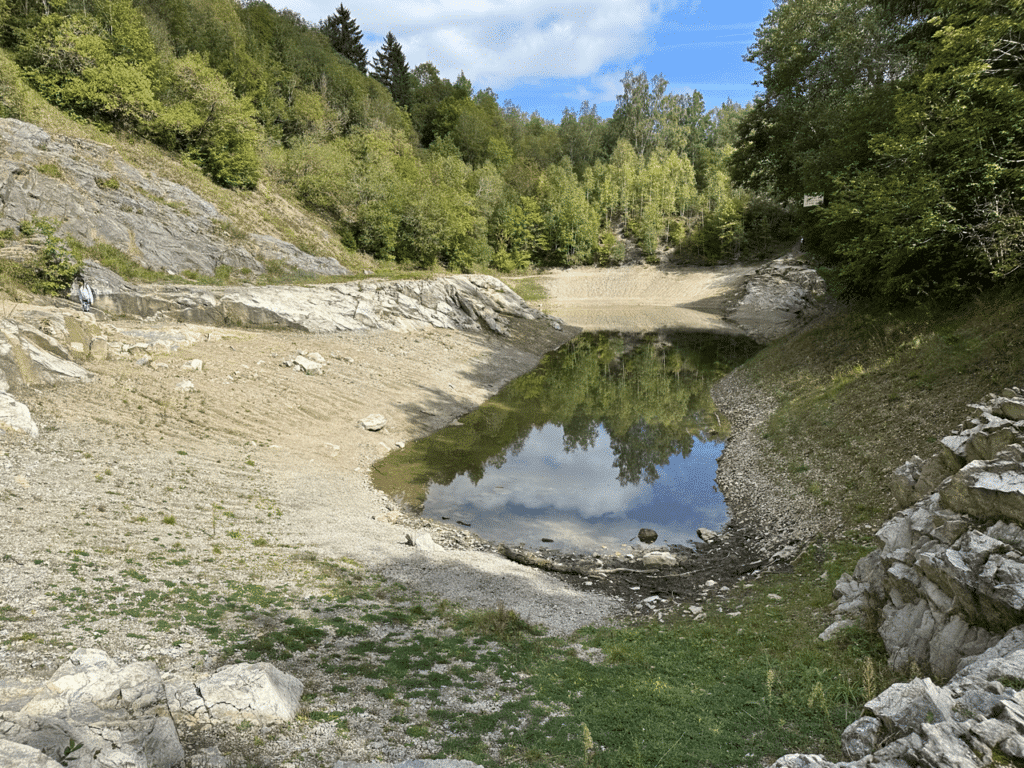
[726, 255, 827, 342]
[0, 315, 93, 436]
[776, 387, 1024, 767]
[0, 118, 348, 278]
[0, 272, 561, 435]
[0, 648, 302, 768]
[81, 269, 552, 337]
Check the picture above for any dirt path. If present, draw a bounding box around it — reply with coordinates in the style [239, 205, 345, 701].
[523, 264, 753, 332]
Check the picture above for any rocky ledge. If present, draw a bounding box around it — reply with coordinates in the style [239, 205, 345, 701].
[725, 254, 828, 342]
[777, 387, 1024, 767]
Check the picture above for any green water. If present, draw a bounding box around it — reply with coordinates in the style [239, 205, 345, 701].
[373, 330, 761, 553]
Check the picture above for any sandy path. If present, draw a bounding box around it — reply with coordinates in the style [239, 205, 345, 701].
[524, 264, 754, 332]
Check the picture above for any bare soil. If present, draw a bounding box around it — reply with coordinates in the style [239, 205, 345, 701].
[0, 264, 823, 679]
[524, 263, 753, 333]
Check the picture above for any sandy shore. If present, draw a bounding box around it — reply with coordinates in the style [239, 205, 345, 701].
[523, 263, 754, 333]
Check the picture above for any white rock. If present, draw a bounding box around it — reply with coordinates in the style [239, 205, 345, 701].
[0, 393, 38, 437]
[359, 414, 387, 431]
[406, 532, 443, 552]
[642, 551, 677, 567]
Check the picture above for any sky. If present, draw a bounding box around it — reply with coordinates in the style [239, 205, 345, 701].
[265, 0, 775, 122]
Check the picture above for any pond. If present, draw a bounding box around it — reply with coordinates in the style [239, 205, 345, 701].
[372, 330, 761, 554]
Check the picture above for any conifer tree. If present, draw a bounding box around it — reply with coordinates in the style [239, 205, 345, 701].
[371, 31, 411, 107]
[321, 3, 367, 74]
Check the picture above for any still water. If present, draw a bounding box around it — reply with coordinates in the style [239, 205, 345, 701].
[373, 331, 761, 553]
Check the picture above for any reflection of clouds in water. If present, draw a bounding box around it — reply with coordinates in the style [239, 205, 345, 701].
[425, 423, 728, 550]
[429, 424, 648, 520]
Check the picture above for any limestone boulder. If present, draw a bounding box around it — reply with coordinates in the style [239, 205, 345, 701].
[165, 661, 303, 726]
[0, 392, 37, 437]
[726, 256, 827, 342]
[841, 716, 882, 760]
[0, 648, 184, 768]
[941, 453, 1024, 525]
[0, 649, 304, 768]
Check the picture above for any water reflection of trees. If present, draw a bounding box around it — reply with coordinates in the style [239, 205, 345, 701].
[375, 331, 760, 504]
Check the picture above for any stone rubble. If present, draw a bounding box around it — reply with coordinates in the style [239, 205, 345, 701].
[776, 387, 1024, 767]
[0, 648, 302, 768]
[726, 254, 828, 342]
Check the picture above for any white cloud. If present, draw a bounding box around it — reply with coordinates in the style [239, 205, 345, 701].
[427, 424, 649, 520]
[284, 0, 672, 90]
[422, 423, 731, 551]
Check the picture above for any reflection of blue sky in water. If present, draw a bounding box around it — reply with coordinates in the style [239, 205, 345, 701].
[424, 423, 727, 553]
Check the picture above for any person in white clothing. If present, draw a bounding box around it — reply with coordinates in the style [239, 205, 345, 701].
[77, 278, 94, 312]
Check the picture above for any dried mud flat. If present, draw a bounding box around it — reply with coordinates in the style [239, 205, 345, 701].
[525, 263, 753, 333]
[0, 266, 829, 764]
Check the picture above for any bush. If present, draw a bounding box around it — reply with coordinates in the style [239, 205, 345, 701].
[11, 218, 82, 296]
[0, 49, 31, 120]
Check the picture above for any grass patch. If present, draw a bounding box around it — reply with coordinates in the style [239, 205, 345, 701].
[504, 275, 547, 303]
[744, 286, 1024, 530]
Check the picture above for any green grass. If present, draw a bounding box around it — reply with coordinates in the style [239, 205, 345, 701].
[745, 286, 1024, 530]
[35, 280, 1024, 766]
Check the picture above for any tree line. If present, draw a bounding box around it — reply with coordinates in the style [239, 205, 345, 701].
[0, 0, 794, 275]
[734, 0, 1024, 300]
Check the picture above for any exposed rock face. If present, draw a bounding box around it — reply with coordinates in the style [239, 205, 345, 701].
[726, 255, 827, 342]
[825, 387, 1024, 679]
[0, 118, 348, 278]
[0, 272, 560, 435]
[776, 387, 1024, 768]
[86, 270, 553, 337]
[0, 648, 302, 768]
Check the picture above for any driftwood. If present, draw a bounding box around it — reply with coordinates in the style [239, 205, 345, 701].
[499, 545, 590, 575]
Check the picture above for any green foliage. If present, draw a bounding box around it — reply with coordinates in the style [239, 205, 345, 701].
[737, 0, 1024, 299]
[12, 218, 81, 296]
[536, 161, 599, 266]
[733, 0, 926, 202]
[55, 737, 83, 767]
[16, 10, 158, 130]
[490, 195, 549, 268]
[72, 241, 168, 283]
[0, 47, 30, 119]
[1, 0, 771, 274]
[320, 2, 367, 74]
[152, 51, 261, 188]
[370, 31, 411, 107]
[823, 0, 1024, 298]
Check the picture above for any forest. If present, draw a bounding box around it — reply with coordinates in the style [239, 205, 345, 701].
[734, 0, 1024, 300]
[0, 0, 1021, 301]
[0, 0, 789, 274]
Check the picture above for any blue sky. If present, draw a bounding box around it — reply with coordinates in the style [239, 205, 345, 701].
[266, 0, 774, 122]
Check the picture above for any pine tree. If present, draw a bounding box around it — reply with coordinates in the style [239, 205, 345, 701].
[371, 31, 411, 107]
[321, 3, 367, 74]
